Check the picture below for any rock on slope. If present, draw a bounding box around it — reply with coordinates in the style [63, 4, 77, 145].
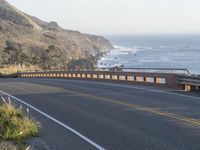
[0, 0, 113, 67]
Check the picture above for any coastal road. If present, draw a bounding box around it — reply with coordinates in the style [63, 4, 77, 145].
[1, 78, 200, 150]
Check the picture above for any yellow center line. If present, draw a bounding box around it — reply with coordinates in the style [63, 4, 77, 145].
[63, 88, 200, 126]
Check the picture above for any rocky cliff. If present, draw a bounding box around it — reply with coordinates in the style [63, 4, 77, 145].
[0, 0, 113, 69]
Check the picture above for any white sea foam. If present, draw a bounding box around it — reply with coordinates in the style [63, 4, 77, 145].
[97, 45, 139, 68]
[145, 47, 153, 50]
[112, 45, 138, 54]
[159, 45, 166, 48]
[98, 35, 200, 73]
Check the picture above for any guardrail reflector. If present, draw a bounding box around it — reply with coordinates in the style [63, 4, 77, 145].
[127, 76, 134, 81]
[185, 85, 191, 91]
[93, 74, 98, 78]
[119, 76, 126, 80]
[99, 75, 104, 79]
[105, 75, 111, 79]
[112, 75, 118, 80]
[82, 74, 86, 78]
[146, 77, 155, 83]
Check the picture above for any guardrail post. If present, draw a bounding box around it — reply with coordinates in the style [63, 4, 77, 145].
[73, 73, 76, 78]
[87, 74, 92, 78]
[193, 86, 199, 91]
[154, 77, 156, 83]
[77, 74, 81, 78]
[112, 75, 118, 80]
[136, 77, 140, 82]
[103, 74, 105, 79]
[82, 74, 85, 78]
[125, 75, 128, 81]
[184, 85, 191, 92]
[155, 78, 159, 83]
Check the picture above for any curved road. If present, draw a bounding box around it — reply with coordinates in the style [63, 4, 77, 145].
[1, 78, 200, 150]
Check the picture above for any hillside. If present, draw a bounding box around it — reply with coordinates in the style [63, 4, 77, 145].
[0, 0, 113, 70]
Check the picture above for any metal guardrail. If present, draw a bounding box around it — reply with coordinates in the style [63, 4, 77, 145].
[178, 75, 200, 87]
[18, 67, 200, 91]
[21, 68, 190, 75]
[18, 68, 181, 90]
[100, 68, 190, 75]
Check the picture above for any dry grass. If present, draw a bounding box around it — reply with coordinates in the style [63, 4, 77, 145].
[0, 97, 40, 149]
[0, 65, 40, 75]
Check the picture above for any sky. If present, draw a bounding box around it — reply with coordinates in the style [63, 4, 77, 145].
[7, 0, 200, 35]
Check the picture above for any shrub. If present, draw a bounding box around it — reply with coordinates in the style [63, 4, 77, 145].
[0, 98, 40, 142]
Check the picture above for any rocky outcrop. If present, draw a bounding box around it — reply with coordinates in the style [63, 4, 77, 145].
[0, 0, 113, 69]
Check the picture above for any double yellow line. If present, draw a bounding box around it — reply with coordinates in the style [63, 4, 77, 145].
[63, 88, 200, 126]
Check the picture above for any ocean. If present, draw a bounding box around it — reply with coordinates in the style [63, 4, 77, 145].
[97, 35, 200, 74]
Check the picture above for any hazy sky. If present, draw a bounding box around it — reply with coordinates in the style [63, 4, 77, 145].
[7, 0, 200, 35]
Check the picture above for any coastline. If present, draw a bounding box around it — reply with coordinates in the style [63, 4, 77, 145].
[97, 35, 200, 74]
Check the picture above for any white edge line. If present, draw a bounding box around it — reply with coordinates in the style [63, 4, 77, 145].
[68, 80, 200, 100]
[0, 90, 105, 150]
[103, 83, 200, 100]
[28, 78, 200, 101]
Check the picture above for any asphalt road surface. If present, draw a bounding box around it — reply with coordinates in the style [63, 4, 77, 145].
[1, 78, 200, 150]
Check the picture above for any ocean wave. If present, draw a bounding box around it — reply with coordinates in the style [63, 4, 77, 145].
[145, 47, 153, 50]
[159, 45, 167, 48]
[112, 45, 138, 54]
[98, 35, 200, 73]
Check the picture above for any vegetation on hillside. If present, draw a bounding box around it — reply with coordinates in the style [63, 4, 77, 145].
[0, 40, 68, 69]
[0, 0, 113, 74]
[0, 40, 105, 74]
